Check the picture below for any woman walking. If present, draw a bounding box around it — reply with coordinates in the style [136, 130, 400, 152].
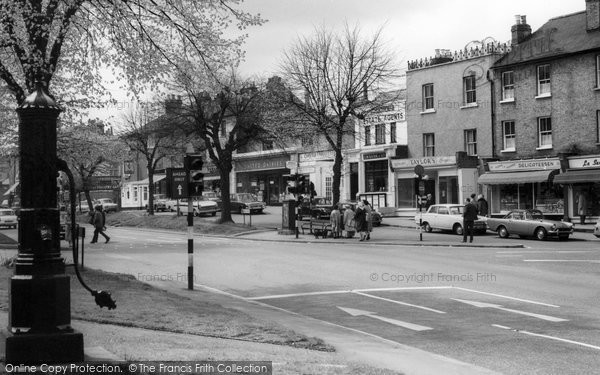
[343, 205, 356, 238]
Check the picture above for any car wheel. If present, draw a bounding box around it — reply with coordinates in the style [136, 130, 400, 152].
[535, 227, 547, 241]
[453, 223, 463, 235]
[423, 222, 433, 233]
[497, 226, 509, 238]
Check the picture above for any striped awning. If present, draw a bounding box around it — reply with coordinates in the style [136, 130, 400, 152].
[554, 169, 600, 184]
[478, 170, 558, 185]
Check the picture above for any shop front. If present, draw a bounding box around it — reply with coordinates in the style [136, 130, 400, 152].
[478, 158, 562, 216]
[358, 149, 397, 210]
[553, 154, 600, 222]
[233, 154, 290, 206]
[298, 150, 335, 199]
[390, 153, 478, 212]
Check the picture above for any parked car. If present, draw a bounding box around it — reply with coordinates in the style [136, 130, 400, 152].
[415, 204, 486, 235]
[174, 197, 219, 217]
[340, 201, 383, 226]
[94, 198, 118, 213]
[229, 193, 266, 214]
[202, 191, 221, 202]
[594, 219, 600, 238]
[0, 208, 18, 229]
[486, 209, 573, 240]
[147, 194, 168, 212]
[298, 197, 333, 220]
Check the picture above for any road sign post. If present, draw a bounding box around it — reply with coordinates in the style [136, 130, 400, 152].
[414, 165, 425, 242]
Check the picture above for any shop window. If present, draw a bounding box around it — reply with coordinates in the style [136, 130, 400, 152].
[537, 117, 552, 149]
[463, 75, 476, 104]
[501, 71, 515, 101]
[365, 160, 388, 192]
[502, 121, 516, 151]
[133, 186, 138, 201]
[325, 177, 332, 200]
[492, 182, 563, 214]
[364, 126, 371, 146]
[375, 124, 385, 144]
[423, 133, 435, 156]
[537, 64, 551, 96]
[596, 55, 600, 88]
[397, 178, 416, 208]
[390, 122, 397, 143]
[464, 129, 477, 156]
[143, 186, 148, 201]
[422, 83, 434, 111]
[597, 110, 600, 143]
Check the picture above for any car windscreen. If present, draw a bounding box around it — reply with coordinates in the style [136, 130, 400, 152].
[314, 198, 332, 205]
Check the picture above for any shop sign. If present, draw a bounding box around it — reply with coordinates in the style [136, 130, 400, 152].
[364, 110, 405, 124]
[299, 151, 335, 162]
[363, 152, 387, 161]
[235, 156, 290, 172]
[567, 155, 600, 169]
[390, 156, 457, 169]
[298, 166, 316, 174]
[488, 158, 560, 172]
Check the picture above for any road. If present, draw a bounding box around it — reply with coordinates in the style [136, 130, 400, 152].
[57, 221, 600, 375]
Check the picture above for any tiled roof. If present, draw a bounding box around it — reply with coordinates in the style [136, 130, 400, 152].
[493, 11, 600, 68]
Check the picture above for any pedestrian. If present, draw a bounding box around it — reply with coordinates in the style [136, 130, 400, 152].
[343, 204, 356, 238]
[424, 193, 433, 211]
[577, 192, 587, 225]
[354, 201, 368, 241]
[476, 194, 489, 217]
[363, 199, 373, 240]
[330, 204, 342, 238]
[90, 205, 110, 244]
[462, 197, 478, 243]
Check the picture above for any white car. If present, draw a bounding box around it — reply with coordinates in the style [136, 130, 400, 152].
[415, 204, 487, 235]
[594, 219, 600, 238]
[172, 197, 218, 217]
[94, 198, 118, 213]
[0, 208, 18, 229]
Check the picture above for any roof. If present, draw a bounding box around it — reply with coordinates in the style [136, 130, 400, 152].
[493, 11, 600, 68]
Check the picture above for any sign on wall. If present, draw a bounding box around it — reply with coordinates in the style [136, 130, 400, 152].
[567, 155, 600, 169]
[488, 158, 560, 172]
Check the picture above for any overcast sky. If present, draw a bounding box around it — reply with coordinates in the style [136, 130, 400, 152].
[237, 0, 584, 77]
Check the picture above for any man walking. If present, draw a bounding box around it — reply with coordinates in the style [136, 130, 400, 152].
[90, 205, 110, 244]
[476, 194, 489, 217]
[462, 197, 478, 243]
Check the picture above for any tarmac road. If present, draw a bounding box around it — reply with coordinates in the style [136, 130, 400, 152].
[63, 223, 600, 375]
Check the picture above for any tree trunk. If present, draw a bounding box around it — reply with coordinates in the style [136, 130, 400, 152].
[332, 148, 343, 205]
[147, 167, 155, 215]
[218, 163, 234, 224]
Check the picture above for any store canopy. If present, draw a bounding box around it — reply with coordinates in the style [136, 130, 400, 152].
[478, 170, 558, 185]
[554, 169, 600, 184]
[128, 175, 166, 185]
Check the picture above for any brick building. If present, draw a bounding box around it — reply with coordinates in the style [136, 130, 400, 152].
[396, 44, 507, 212]
[479, 1, 600, 221]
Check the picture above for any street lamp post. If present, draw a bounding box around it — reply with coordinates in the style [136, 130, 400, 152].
[5, 84, 84, 364]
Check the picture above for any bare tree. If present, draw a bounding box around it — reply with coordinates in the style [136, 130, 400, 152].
[119, 102, 188, 215]
[57, 119, 127, 211]
[174, 71, 269, 223]
[280, 23, 401, 204]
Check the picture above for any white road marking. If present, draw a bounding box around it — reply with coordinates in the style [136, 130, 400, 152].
[337, 306, 433, 331]
[492, 325, 600, 351]
[497, 250, 592, 254]
[452, 299, 567, 322]
[453, 287, 560, 308]
[352, 291, 446, 314]
[104, 254, 133, 260]
[248, 286, 452, 301]
[523, 259, 600, 263]
[354, 286, 453, 293]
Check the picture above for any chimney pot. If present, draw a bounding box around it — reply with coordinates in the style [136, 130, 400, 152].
[511, 14, 531, 45]
[514, 15, 521, 25]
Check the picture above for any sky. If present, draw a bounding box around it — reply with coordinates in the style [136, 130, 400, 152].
[236, 0, 584, 77]
[94, 0, 585, 123]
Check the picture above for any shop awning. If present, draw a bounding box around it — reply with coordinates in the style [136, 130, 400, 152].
[478, 170, 558, 185]
[129, 175, 166, 185]
[554, 169, 600, 184]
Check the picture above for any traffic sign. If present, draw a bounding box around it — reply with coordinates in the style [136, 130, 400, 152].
[414, 164, 424, 177]
[167, 168, 188, 199]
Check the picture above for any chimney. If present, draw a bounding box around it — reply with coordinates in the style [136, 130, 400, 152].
[165, 94, 182, 115]
[511, 15, 531, 45]
[587, 0, 600, 31]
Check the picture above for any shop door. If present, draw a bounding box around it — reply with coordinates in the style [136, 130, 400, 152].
[266, 175, 280, 205]
[439, 176, 458, 204]
[350, 163, 359, 199]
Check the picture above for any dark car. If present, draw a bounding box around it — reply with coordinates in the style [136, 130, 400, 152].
[228, 193, 266, 214]
[339, 201, 383, 226]
[298, 197, 333, 220]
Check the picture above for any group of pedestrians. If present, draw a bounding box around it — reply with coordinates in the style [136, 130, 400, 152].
[462, 193, 488, 243]
[329, 200, 373, 241]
